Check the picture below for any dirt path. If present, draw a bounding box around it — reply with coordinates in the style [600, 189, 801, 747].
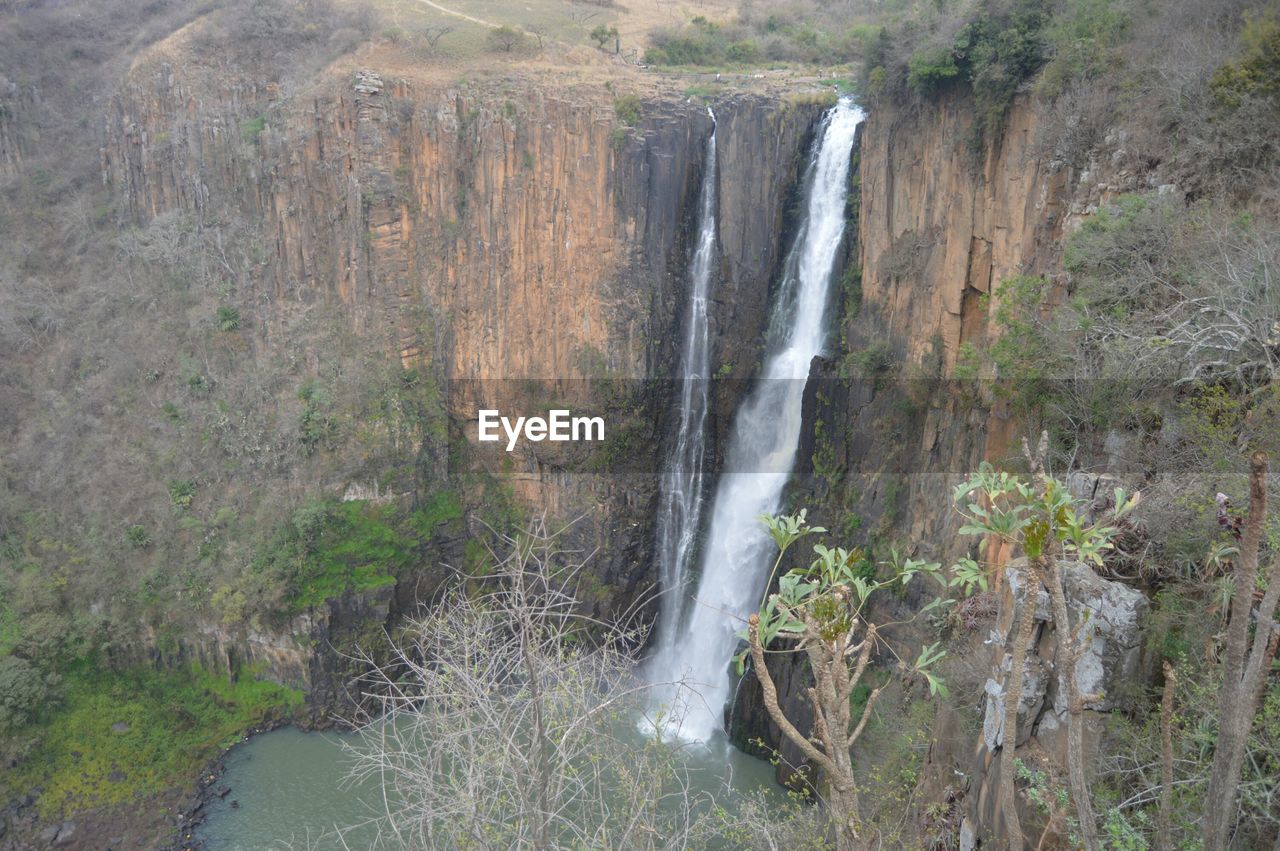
[411, 0, 496, 29]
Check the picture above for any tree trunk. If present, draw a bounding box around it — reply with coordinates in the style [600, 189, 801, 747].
[1047, 559, 1099, 851]
[999, 558, 1042, 849]
[1158, 661, 1176, 851]
[1204, 452, 1272, 851]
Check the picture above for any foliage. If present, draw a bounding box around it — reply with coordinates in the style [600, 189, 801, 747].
[409, 489, 463, 536]
[0, 655, 59, 734]
[125, 524, 152, 548]
[167, 478, 196, 514]
[250, 499, 408, 612]
[0, 661, 301, 818]
[1036, 0, 1132, 97]
[239, 115, 266, 144]
[1101, 665, 1280, 847]
[486, 25, 526, 54]
[741, 511, 982, 847]
[871, 0, 1047, 140]
[907, 45, 960, 96]
[589, 24, 618, 50]
[839, 342, 895, 387]
[297, 379, 337, 454]
[613, 94, 642, 127]
[954, 461, 1138, 566]
[1209, 11, 1280, 108]
[215, 305, 241, 331]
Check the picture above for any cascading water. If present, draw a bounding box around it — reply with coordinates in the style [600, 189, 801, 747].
[649, 98, 863, 742]
[651, 109, 717, 665]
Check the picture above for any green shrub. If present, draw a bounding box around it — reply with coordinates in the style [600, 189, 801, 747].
[125, 524, 152, 548]
[167, 479, 196, 514]
[725, 39, 761, 63]
[907, 45, 960, 95]
[1036, 0, 1131, 97]
[1209, 10, 1280, 108]
[239, 115, 266, 143]
[0, 655, 58, 734]
[613, 94, 642, 127]
[840, 343, 895, 386]
[297, 379, 336, 454]
[254, 499, 409, 611]
[216, 305, 241, 331]
[590, 24, 618, 50]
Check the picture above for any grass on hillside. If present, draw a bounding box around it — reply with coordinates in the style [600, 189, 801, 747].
[3, 662, 303, 819]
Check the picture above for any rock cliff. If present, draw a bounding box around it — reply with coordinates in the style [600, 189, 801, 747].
[98, 49, 826, 701]
[732, 90, 1152, 796]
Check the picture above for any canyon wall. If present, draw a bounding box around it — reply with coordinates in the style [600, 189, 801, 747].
[734, 91, 1150, 804]
[98, 49, 824, 697]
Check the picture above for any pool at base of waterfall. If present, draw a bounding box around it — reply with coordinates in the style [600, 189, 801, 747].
[196, 720, 783, 849]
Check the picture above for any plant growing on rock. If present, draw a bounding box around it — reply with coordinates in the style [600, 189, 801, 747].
[741, 510, 983, 850]
[953, 438, 1138, 851]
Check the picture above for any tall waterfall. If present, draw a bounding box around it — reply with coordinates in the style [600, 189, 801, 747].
[649, 99, 863, 742]
[652, 109, 717, 664]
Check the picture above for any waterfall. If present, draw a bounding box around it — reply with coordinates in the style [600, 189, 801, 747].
[651, 108, 717, 664]
[649, 98, 863, 743]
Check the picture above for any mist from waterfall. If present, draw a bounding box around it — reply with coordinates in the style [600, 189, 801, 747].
[648, 98, 863, 743]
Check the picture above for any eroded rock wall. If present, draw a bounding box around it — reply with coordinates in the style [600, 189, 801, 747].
[99, 57, 824, 696]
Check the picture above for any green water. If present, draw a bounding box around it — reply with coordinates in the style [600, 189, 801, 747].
[197, 723, 781, 849]
[197, 726, 381, 850]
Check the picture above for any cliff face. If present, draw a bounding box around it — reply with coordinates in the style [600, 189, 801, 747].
[736, 92, 1146, 794]
[831, 95, 1071, 558]
[102, 66, 818, 382]
[98, 54, 823, 695]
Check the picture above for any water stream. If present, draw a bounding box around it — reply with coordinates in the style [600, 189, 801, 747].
[651, 108, 717, 667]
[648, 99, 863, 743]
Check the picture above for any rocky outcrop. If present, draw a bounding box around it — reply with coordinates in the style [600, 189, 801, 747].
[149, 583, 396, 727]
[963, 559, 1149, 847]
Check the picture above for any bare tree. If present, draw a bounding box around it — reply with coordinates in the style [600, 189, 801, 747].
[524, 24, 547, 52]
[343, 520, 714, 849]
[1203, 452, 1279, 850]
[420, 25, 454, 51]
[568, 8, 601, 28]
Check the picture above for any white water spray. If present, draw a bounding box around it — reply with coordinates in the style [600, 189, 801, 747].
[649, 99, 863, 742]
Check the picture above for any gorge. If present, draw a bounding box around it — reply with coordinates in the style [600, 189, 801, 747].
[3, 0, 1279, 848]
